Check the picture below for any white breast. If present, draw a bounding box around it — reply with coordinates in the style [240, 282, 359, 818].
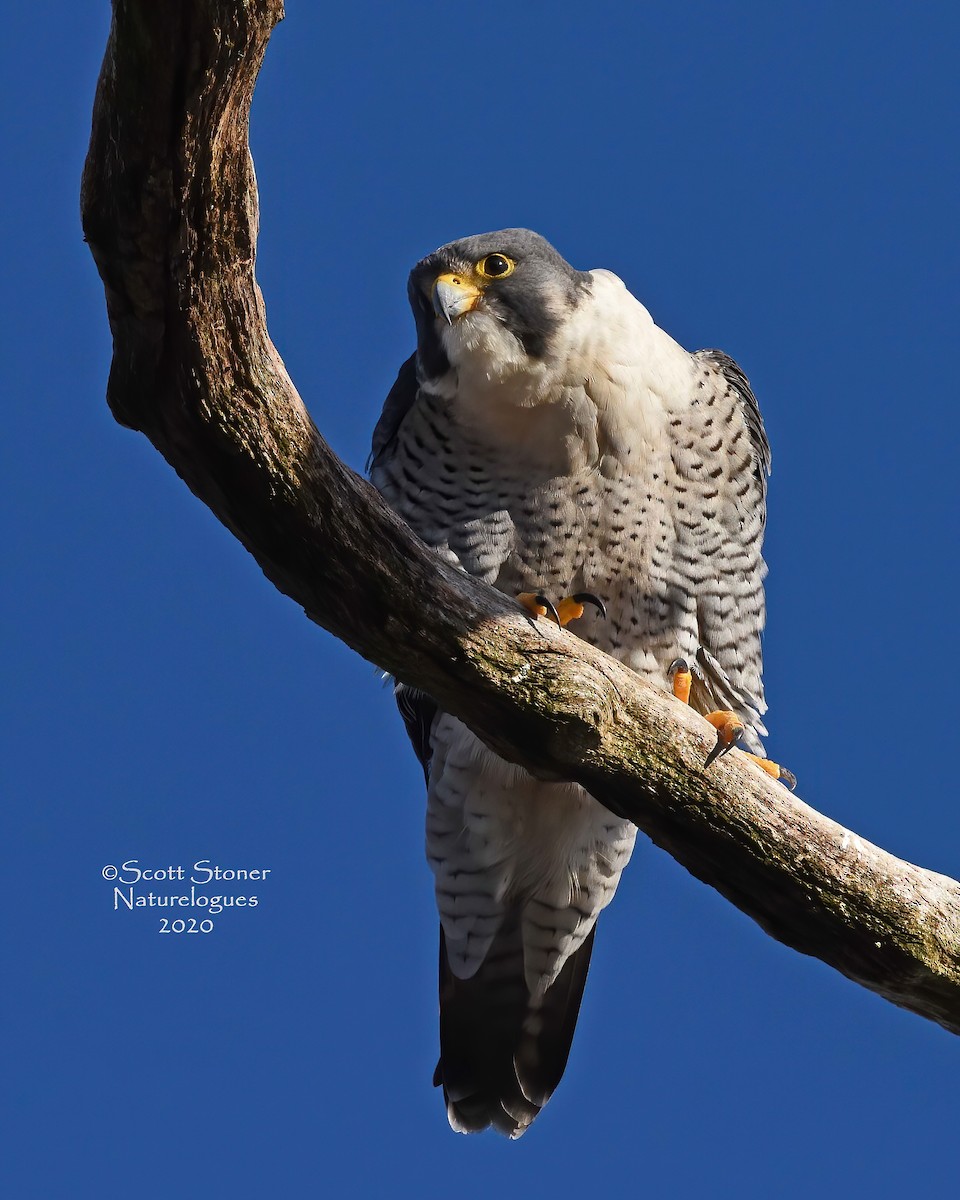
[437, 270, 699, 478]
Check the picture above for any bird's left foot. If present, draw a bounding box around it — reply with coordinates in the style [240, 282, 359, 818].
[669, 658, 796, 789]
[702, 709, 746, 767]
[518, 592, 606, 628]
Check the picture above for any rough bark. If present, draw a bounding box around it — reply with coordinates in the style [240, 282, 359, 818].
[82, 0, 960, 1035]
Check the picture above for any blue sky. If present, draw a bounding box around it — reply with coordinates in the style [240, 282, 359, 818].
[5, 2, 959, 1195]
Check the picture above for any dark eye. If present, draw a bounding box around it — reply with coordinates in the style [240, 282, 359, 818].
[477, 253, 515, 279]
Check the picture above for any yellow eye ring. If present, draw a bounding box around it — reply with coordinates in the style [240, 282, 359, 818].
[476, 253, 515, 280]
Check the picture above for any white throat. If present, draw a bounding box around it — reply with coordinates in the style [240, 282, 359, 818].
[422, 270, 696, 473]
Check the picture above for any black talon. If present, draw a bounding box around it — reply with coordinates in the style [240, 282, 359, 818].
[703, 725, 743, 769]
[778, 766, 797, 791]
[668, 657, 689, 677]
[571, 592, 607, 620]
[532, 593, 563, 628]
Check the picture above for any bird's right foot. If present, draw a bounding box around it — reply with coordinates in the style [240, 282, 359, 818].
[518, 592, 607, 628]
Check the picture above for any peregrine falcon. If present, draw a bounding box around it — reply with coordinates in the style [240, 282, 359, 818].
[370, 229, 785, 1137]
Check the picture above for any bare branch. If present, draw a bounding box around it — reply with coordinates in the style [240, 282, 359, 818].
[82, 0, 960, 1035]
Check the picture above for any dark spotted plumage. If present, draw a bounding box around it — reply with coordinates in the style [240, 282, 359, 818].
[371, 229, 772, 1136]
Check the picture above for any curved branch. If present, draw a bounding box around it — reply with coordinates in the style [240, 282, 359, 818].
[82, 0, 960, 1034]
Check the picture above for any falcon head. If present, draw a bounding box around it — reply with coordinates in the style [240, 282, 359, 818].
[408, 229, 591, 390]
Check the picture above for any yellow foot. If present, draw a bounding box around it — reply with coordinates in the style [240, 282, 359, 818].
[517, 591, 606, 628]
[668, 657, 692, 705]
[742, 754, 797, 790]
[703, 710, 746, 767]
[668, 660, 796, 788]
[703, 710, 796, 788]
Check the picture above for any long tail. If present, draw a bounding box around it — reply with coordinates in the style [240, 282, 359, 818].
[434, 911, 597, 1138]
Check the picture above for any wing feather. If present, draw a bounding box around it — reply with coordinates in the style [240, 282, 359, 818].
[368, 353, 417, 472]
[693, 348, 771, 495]
[687, 349, 771, 749]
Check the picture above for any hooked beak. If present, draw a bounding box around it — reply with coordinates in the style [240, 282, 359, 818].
[432, 272, 481, 325]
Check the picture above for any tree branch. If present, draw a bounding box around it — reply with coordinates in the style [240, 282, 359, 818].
[82, 0, 960, 1034]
